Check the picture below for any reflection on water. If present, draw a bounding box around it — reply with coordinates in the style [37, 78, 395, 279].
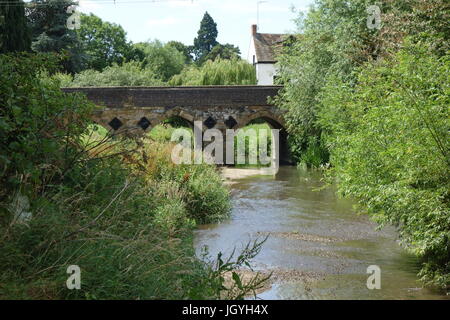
[194, 167, 448, 300]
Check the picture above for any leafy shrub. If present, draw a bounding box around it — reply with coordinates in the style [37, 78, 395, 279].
[274, 0, 375, 165]
[0, 53, 94, 201]
[52, 72, 73, 87]
[132, 139, 231, 224]
[276, 0, 449, 166]
[297, 136, 329, 169]
[182, 165, 231, 223]
[147, 118, 193, 143]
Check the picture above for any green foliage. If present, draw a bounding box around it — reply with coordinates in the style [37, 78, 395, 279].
[277, 0, 450, 166]
[0, 0, 31, 53]
[167, 40, 193, 64]
[277, 0, 450, 287]
[148, 124, 179, 143]
[68, 61, 164, 87]
[182, 165, 231, 223]
[376, 0, 450, 57]
[0, 53, 93, 199]
[297, 136, 329, 169]
[134, 138, 231, 224]
[52, 72, 73, 87]
[319, 42, 450, 288]
[170, 58, 256, 86]
[77, 13, 133, 71]
[169, 66, 201, 86]
[199, 43, 241, 65]
[193, 11, 219, 62]
[147, 118, 192, 143]
[275, 0, 379, 165]
[133, 40, 185, 81]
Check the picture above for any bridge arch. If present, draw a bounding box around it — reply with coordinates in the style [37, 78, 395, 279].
[151, 107, 195, 130]
[237, 111, 285, 131]
[236, 112, 291, 165]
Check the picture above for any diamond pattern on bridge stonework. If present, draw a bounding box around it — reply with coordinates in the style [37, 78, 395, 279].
[224, 116, 237, 129]
[137, 117, 151, 130]
[108, 117, 123, 131]
[203, 116, 217, 129]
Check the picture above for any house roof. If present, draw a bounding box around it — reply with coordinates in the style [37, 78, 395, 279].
[253, 33, 287, 63]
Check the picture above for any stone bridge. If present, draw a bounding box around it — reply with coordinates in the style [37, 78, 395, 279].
[62, 86, 291, 163]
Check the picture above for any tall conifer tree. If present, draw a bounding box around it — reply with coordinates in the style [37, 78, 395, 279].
[0, 0, 31, 53]
[193, 11, 218, 62]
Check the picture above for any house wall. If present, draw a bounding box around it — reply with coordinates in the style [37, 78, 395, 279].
[256, 63, 276, 85]
[248, 33, 277, 85]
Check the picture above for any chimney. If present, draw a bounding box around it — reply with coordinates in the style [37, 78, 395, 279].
[251, 24, 257, 36]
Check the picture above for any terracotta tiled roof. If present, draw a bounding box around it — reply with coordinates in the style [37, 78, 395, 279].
[253, 33, 287, 63]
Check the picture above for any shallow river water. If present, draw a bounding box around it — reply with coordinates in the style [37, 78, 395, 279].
[194, 167, 448, 300]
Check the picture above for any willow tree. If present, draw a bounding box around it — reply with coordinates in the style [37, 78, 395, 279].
[169, 58, 256, 86]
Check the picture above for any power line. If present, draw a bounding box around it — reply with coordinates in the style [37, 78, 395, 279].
[0, 0, 194, 6]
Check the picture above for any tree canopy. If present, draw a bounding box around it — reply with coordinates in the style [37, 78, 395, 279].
[200, 43, 241, 64]
[77, 13, 132, 71]
[167, 40, 193, 64]
[133, 40, 186, 81]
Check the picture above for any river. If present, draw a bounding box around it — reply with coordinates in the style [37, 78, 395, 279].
[194, 166, 448, 300]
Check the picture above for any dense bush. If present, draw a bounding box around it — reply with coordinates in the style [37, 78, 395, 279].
[0, 53, 93, 199]
[319, 42, 449, 287]
[275, 0, 376, 165]
[130, 139, 231, 224]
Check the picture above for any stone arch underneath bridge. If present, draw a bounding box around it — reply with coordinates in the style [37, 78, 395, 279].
[151, 107, 195, 130]
[236, 112, 291, 165]
[236, 110, 285, 130]
[63, 86, 292, 164]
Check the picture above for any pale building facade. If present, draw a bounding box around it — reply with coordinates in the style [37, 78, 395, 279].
[248, 24, 286, 85]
